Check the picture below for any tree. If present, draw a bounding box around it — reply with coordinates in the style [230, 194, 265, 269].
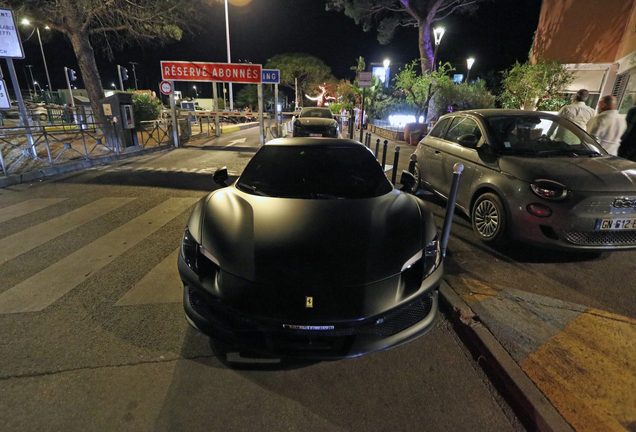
[4, 0, 216, 123]
[265, 53, 333, 108]
[326, 0, 487, 73]
[394, 60, 454, 122]
[431, 80, 495, 120]
[500, 60, 576, 111]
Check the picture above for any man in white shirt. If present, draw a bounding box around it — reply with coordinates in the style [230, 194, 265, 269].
[558, 89, 596, 129]
[587, 95, 627, 156]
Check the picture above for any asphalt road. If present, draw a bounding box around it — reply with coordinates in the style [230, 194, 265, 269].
[0, 129, 526, 432]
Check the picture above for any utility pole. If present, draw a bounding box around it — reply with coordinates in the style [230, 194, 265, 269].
[129, 62, 139, 90]
[295, 77, 298, 110]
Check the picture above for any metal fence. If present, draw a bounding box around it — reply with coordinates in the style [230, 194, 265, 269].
[0, 120, 175, 177]
[368, 119, 405, 132]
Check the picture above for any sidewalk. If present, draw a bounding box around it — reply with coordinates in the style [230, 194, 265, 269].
[363, 128, 636, 432]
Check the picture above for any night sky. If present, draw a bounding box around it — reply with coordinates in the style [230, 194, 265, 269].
[10, 0, 543, 99]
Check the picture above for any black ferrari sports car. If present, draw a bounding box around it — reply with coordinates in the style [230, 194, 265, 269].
[178, 138, 443, 359]
[293, 107, 339, 138]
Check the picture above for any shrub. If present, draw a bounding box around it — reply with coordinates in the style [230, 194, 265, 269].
[130, 91, 162, 126]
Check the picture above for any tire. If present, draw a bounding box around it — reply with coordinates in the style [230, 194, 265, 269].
[471, 193, 507, 245]
[39, 113, 47, 122]
[411, 162, 422, 194]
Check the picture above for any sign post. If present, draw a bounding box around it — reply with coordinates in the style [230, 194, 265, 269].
[262, 69, 280, 136]
[258, 83, 264, 146]
[358, 72, 372, 143]
[0, 9, 35, 156]
[212, 83, 220, 137]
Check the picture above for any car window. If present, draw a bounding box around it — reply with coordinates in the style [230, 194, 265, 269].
[300, 109, 333, 119]
[237, 145, 393, 199]
[445, 117, 482, 145]
[486, 115, 604, 156]
[429, 118, 451, 138]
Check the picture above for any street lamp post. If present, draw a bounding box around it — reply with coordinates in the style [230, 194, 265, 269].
[21, 19, 52, 95]
[433, 27, 445, 71]
[26, 65, 35, 96]
[466, 58, 475, 83]
[193, 85, 197, 99]
[383, 59, 390, 88]
[224, 0, 233, 110]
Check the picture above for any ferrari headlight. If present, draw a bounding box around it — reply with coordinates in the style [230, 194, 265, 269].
[530, 181, 569, 201]
[181, 228, 199, 273]
[423, 236, 441, 277]
[181, 228, 220, 275]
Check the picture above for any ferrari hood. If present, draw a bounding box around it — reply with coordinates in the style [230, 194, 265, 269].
[199, 188, 426, 287]
[499, 156, 636, 192]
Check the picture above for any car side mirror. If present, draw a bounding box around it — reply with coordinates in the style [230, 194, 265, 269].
[213, 167, 229, 187]
[478, 143, 496, 155]
[457, 134, 478, 148]
[400, 170, 416, 193]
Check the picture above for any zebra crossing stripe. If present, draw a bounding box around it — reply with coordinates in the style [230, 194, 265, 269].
[0, 198, 135, 264]
[115, 248, 182, 306]
[0, 199, 67, 224]
[0, 198, 197, 314]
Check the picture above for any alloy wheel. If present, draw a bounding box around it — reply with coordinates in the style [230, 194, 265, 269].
[474, 200, 499, 238]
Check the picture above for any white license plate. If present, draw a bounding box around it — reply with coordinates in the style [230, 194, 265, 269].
[282, 324, 334, 331]
[309, 133, 322, 137]
[595, 218, 636, 230]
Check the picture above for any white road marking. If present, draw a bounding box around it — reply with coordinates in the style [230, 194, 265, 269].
[0, 199, 67, 224]
[0, 198, 197, 314]
[115, 248, 182, 306]
[0, 198, 135, 264]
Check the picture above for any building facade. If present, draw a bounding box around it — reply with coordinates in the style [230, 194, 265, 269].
[531, 0, 636, 113]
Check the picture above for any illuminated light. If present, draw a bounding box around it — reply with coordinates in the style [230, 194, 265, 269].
[21, 18, 30, 25]
[467, 58, 475, 70]
[383, 59, 390, 69]
[527, 203, 552, 218]
[44, 26, 50, 30]
[229, 0, 251, 5]
[389, 115, 425, 126]
[433, 27, 445, 45]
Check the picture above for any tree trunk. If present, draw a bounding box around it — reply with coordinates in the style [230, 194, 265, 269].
[418, 20, 435, 74]
[68, 32, 105, 124]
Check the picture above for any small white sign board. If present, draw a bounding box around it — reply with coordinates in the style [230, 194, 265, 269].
[0, 9, 24, 58]
[358, 71, 372, 88]
[0, 80, 10, 109]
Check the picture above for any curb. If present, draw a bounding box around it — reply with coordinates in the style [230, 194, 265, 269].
[438, 281, 574, 432]
[0, 144, 173, 189]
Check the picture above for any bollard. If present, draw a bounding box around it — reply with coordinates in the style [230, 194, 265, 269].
[381, 140, 388, 170]
[349, 110, 355, 139]
[366, 133, 371, 147]
[375, 139, 381, 159]
[391, 146, 400, 184]
[440, 163, 464, 257]
[408, 154, 416, 174]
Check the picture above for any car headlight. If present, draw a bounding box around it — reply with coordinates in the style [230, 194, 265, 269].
[181, 228, 220, 275]
[400, 235, 441, 294]
[530, 181, 569, 200]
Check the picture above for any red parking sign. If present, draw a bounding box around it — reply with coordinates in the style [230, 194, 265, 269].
[161, 61, 262, 83]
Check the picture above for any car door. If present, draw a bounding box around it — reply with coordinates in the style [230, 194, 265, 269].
[418, 117, 451, 192]
[436, 116, 485, 210]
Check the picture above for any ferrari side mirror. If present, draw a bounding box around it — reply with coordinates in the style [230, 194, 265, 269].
[400, 170, 416, 193]
[213, 167, 229, 187]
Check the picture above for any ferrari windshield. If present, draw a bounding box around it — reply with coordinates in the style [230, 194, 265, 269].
[486, 115, 605, 156]
[299, 108, 333, 119]
[237, 145, 393, 199]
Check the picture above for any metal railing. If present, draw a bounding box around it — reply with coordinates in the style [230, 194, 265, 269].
[368, 119, 406, 132]
[0, 119, 177, 177]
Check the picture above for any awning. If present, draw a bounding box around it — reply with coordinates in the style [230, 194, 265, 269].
[566, 69, 607, 92]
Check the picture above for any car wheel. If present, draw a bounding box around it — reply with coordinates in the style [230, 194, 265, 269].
[411, 162, 422, 194]
[472, 193, 507, 245]
[39, 113, 47, 121]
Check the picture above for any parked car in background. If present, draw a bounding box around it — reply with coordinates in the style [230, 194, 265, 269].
[293, 107, 339, 138]
[411, 109, 636, 250]
[178, 138, 443, 358]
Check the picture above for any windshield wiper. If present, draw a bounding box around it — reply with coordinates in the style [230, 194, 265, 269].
[237, 183, 269, 196]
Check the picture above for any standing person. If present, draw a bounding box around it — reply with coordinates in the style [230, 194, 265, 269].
[558, 89, 596, 129]
[340, 105, 347, 128]
[354, 105, 360, 130]
[619, 95, 636, 161]
[587, 95, 627, 156]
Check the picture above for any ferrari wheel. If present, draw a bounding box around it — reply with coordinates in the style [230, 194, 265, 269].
[472, 193, 507, 245]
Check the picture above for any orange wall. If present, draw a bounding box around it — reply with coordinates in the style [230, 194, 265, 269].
[617, 2, 636, 60]
[532, 0, 634, 64]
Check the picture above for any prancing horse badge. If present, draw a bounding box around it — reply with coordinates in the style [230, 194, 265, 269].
[306, 297, 313, 308]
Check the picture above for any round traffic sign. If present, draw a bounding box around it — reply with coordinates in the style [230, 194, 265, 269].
[160, 81, 172, 95]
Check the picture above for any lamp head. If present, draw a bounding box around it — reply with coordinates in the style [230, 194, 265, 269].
[433, 27, 445, 45]
[21, 18, 30, 26]
[383, 59, 390, 69]
[467, 58, 475, 70]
